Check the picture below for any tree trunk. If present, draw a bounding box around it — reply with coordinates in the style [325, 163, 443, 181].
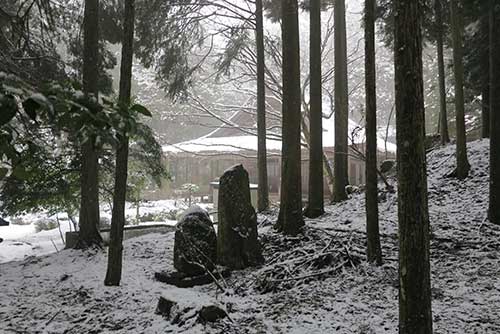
[304, 0, 325, 219]
[489, 0, 500, 225]
[104, 0, 135, 286]
[300, 116, 335, 201]
[482, 9, 490, 139]
[333, 0, 349, 202]
[77, 0, 102, 248]
[450, 0, 470, 180]
[435, 0, 450, 145]
[255, 0, 269, 213]
[364, 0, 382, 265]
[276, 0, 304, 236]
[394, 1, 433, 333]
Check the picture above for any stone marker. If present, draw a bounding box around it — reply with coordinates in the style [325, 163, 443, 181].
[155, 297, 177, 319]
[0, 218, 9, 226]
[174, 206, 217, 276]
[154, 268, 231, 288]
[198, 305, 227, 323]
[65, 232, 79, 249]
[217, 164, 264, 269]
[155, 297, 227, 326]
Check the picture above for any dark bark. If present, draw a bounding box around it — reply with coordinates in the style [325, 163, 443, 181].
[105, 0, 135, 286]
[364, 0, 382, 265]
[77, 0, 102, 248]
[489, 0, 500, 225]
[482, 77, 490, 139]
[255, 0, 269, 213]
[450, 0, 470, 180]
[435, 0, 450, 145]
[104, 137, 129, 285]
[394, 1, 433, 333]
[300, 116, 335, 201]
[333, 0, 349, 202]
[304, 0, 325, 219]
[482, 10, 490, 139]
[276, 0, 304, 236]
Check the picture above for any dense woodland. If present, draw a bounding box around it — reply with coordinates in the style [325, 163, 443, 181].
[0, 0, 499, 333]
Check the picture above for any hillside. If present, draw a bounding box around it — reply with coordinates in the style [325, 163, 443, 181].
[0, 139, 498, 333]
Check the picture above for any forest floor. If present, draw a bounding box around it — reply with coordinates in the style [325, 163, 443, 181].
[1, 139, 500, 333]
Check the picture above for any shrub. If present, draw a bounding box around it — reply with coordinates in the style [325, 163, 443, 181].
[34, 219, 58, 232]
[11, 217, 30, 225]
[165, 209, 179, 221]
[136, 209, 181, 223]
[99, 217, 111, 229]
[175, 209, 186, 222]
[138, 212, 156, 222]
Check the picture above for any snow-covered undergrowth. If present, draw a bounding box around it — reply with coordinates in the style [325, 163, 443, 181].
[1, 140, 499, 333]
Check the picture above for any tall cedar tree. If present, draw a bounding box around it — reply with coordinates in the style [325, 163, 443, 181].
[450, 0, 470, 179]
[304, 0, 325, 218]
[489, 0, 500, 225]
[276, 0, 304, 236]
[333, 0, 349, 202]
[364, 0, 382, 265]
[481, 10, 490, 139]
[256, 0, 269, 212]
[104, 0, 135, 286]
[435, 0, 450, 145]
[78, 0, 103, 247]
[394, 1, 433, 333]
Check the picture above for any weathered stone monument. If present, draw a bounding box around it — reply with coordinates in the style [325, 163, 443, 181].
[155, 205, 230, 287]
[217, 164, 264, 269]
[173, 206, 217, 276]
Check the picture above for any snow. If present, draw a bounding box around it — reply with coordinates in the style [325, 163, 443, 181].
[0, 215, 70, 263]
[163, 135, 283, 154]
[0, 200, 211, 264]
[1, 222, 36, 240]
[1, 139, 499, 333]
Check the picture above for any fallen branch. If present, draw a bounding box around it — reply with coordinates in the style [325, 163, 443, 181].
[56, 215, 65, 246]
[269, 260, 349, 283]
[51, 239, 59, 253]
[45, 308, 62, 326]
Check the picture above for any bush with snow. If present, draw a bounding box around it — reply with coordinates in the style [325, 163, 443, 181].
[34, 219, 58, 232]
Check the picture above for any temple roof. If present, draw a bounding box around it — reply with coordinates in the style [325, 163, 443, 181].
[163, 111, 397, 155]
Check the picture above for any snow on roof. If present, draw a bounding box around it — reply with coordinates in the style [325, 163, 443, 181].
[163, 135, 283, 154]
[163, 114, 397, 155]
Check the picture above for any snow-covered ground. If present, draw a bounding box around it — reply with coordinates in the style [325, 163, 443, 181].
[1, 140, 499, 333]
[0, 213, 71, 264]
[0, 200, 211, 263]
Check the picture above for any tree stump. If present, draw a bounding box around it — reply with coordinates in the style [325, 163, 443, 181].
[217, 164, 264, 269]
